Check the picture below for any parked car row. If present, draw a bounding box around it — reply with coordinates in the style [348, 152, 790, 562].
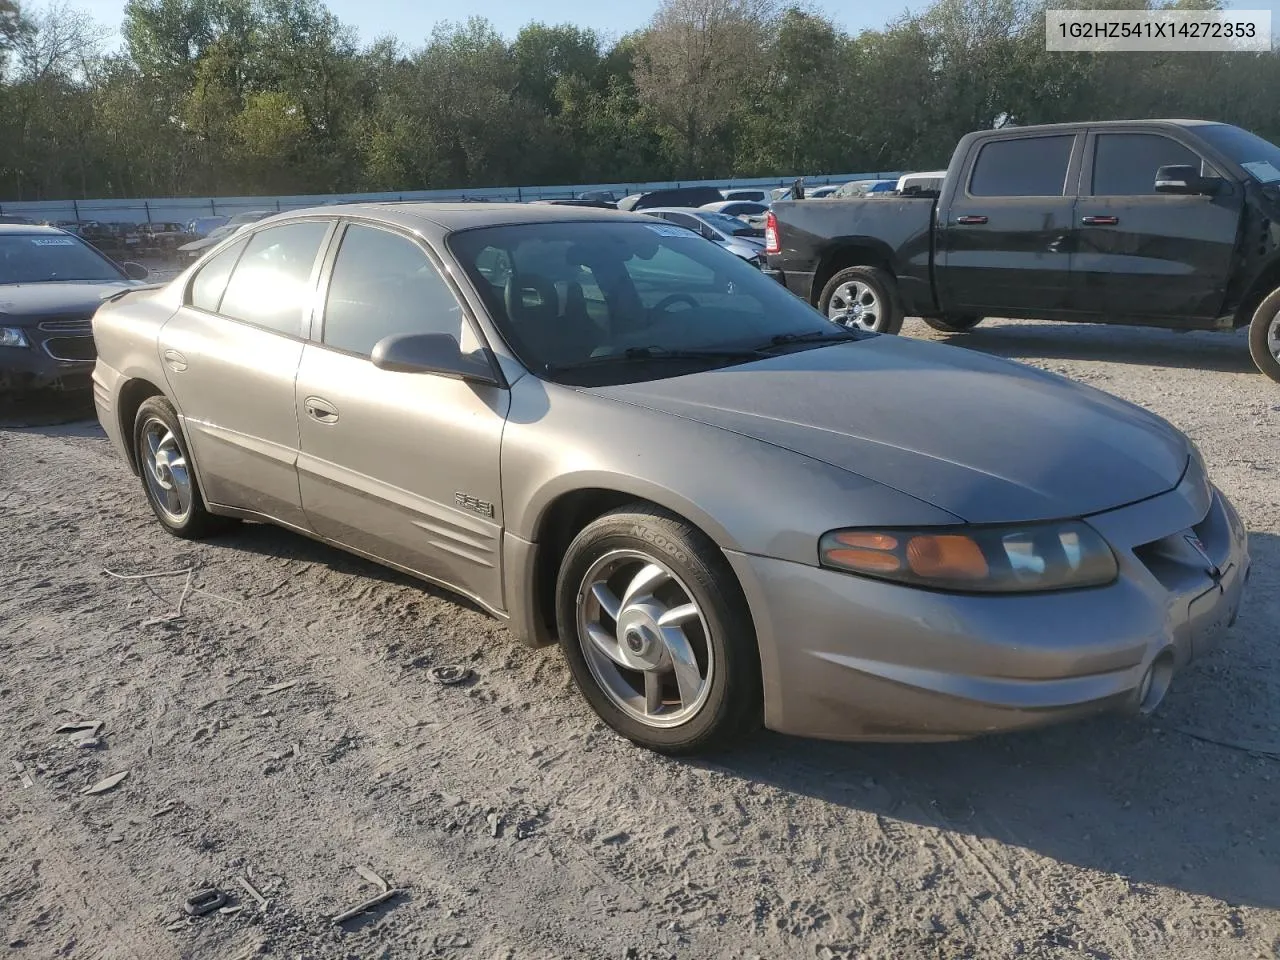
[60, 199, 1248, 757]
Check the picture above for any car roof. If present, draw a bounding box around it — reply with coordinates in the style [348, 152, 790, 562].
[259, 201, 655, 234]
[0, 223, 70, 236]
[636, 207, 710, 216]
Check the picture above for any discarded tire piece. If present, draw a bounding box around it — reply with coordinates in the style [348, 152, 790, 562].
[426, 665, 472, 686]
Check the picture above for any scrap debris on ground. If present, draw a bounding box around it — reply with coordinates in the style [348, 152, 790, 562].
[1, 318, 1278, 959]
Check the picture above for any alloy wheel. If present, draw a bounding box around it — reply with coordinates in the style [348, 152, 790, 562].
[576, 550, 714, 729]
[828, 280, 881, 330]
[141, 417, 193, 524]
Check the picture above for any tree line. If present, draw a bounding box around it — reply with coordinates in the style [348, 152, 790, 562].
[0, 0, 1277, 202]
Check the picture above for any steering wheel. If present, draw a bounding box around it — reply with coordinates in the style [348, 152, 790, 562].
[652, 293, 699, 314]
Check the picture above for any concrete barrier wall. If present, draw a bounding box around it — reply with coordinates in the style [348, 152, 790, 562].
[0, 173, 904, 224]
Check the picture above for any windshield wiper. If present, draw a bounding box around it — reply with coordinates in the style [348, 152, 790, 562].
[549, 345, 768, 371]
[761, 330, 864, 348]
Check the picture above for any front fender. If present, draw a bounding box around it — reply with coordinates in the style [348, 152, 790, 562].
[501, 378, 957, 564]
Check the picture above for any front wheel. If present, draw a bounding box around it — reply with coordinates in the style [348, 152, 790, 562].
[818, 265, 904, 334]
[555, 505, 762, 755]
[1248, 287, 1280, 384]
[922, 315, 984, 334]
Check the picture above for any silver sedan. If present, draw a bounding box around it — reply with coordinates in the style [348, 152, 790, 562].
[91, 203, 1250, 754]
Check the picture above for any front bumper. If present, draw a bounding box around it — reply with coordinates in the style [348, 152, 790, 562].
[726, 472, 1250, 742]
[0, 329, 95, 394]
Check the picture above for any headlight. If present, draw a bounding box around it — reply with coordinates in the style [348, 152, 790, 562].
[0, 326, 31, 348]
[819, 521, 1118, 593]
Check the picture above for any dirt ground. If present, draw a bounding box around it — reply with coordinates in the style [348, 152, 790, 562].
[1, 317, 1278, 960]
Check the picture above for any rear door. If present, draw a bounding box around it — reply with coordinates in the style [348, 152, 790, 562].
[939, 132, 1082, 316]
[158, 220, 334, 527]
[1072, 129, 1243, 323]
[294, 221, 509, 608]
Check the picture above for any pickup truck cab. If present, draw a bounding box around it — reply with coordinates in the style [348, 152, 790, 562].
[764, 119, 1280, 382]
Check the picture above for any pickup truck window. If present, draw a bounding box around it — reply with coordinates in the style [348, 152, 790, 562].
[1195, 123, 1280, 183]
[969, 135, 1074, 197]
[1091, 134, 1202, 196]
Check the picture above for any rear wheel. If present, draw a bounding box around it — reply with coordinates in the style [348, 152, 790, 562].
[555, 505, 762, 755]
[922, 315, 984, 334]
[133, 396, 233, 539]
[818, 266, 904, 334]
[1247, 287, 1280, 384]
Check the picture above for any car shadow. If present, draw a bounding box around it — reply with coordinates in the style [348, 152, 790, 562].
[207, 520, 491, 617]
[0, 390, 98, 430]
[908, 319, 1259, 374]
[701, 529, 1279, 910]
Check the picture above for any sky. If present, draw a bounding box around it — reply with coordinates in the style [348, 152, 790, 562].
[59, 0, 1280, 51]
[69, 0, 910, 47]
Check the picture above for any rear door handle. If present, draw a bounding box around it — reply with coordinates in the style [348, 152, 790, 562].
[1081, 215, 1120, 226]
[162, 349, 187, 373]
[303, 396, 339, 423]
[955, 215, 988, 225]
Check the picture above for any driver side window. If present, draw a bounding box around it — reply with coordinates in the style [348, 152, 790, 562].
[321, 223, 463, 356]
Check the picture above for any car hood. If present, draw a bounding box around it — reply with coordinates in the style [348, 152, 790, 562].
[0, 280, 135, 321]
[587, 335, 1189, 523]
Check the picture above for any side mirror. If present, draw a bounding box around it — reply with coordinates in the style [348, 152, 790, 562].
[121, 261, 149, 280]
[370, 332, 500, 385]
[1154, 164, 1217, 195]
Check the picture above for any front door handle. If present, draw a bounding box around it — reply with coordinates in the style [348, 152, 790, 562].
[1081, 215, 1120, 226]
[956, 215, 988, 225]
[303, 396, 339, 423]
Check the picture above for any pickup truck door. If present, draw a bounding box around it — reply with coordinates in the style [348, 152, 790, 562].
[939, 132, 1081, 317]
[1071, 129, 1243, 323]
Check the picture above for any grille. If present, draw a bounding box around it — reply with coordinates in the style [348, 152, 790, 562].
[41, 336, 96, 362]
[38, 316, 93, 334]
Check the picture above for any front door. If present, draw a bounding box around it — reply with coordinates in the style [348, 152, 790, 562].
[939, 132, 1081, 317]
[294, 221, 509, 609]
[158, 220, 333, 527]
[1072, 129, 1244, 323]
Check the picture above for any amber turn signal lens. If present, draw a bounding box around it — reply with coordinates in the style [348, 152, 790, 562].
[906, 534, 989, 580]
[832, 531, 899, 550]
[825, 547, 903, 573]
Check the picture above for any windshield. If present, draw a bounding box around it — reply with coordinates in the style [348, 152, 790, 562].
[1197, 123, 1280, 183]
[698, 212, 758, 236]
[449, 220, 856, 385]
[0, 234, 124, 284]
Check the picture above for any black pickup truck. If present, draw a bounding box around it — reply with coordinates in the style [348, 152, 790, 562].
[764, 119, 1280, 383]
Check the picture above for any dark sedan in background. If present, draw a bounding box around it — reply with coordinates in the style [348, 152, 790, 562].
[0, 224, 148, 395]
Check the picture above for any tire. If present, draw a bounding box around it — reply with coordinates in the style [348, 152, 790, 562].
[1247, 287, 1280, 384]
[817, 265, 904, 334]
[555, 504, 763, 755]
[132, 396, 233, 539]
[922, 315, 984, 334]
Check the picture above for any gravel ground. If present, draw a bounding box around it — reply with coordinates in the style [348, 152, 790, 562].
[1, 317, 1277, 960]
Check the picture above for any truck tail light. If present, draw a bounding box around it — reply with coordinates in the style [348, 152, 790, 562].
[764, 211, 780, 255]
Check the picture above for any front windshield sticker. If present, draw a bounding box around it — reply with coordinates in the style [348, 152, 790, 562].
[1242, 161, 1280, 183]
[644, 224, 699, 238]
[30, 237, 77, 246]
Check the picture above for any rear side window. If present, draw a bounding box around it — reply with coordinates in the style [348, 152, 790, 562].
[1091, 133, 1204, 196]
[322, 223, 463, 356]
[218, 221, 329, 335]
[187, 238, 248, 313]
[969, 136, 1075, 197]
